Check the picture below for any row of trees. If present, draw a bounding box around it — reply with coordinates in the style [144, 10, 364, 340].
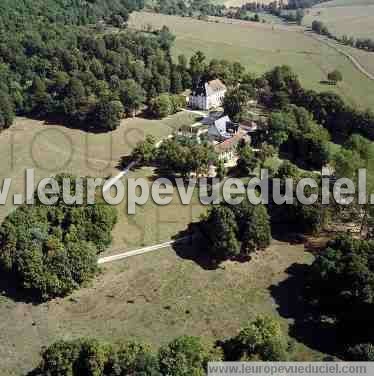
[146, 0, 225, 18]
[278, 9, 305, 25]
[286, 0, 329, 9]
[0, 176, 117, 301]
[312, 20, 374, 53]
[340, 34, 374, 53]
[29, 315, 292, 375]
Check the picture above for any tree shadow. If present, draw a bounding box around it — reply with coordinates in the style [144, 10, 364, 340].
[171, 225, 220, 270]
[269, 263, 339, 356]
[271, 223, 307, 244]
[0, 271, 43, 305]
[171, 221, 253, 271]
[146, 168, 183, 185]
[320, 80, 336, 86]
[41, 114, 113, 134]
[117, 155, 138, 170]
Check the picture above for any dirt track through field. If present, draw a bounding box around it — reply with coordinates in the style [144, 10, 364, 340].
[306, 32, 374, 81]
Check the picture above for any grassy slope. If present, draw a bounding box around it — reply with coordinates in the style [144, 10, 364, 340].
[318, 0, 374, 7]
[3, 8, 369, 372]
[130, 12, 374, 110]
[0, 113, 201, 375]
[338, 43, 374, 77]
[304, 1, 374, 39]
[0, 124, 322, 375]
[0, 112, 199, 223]
[109, 167, 207, 251]
[303, 0, 374, 78]
[0, 237, 318, 375]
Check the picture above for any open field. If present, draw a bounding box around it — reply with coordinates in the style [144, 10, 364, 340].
[130, 12, 374, 110]
[0, 135, 325, 375]
[0, 237, 321, 375]
[109, 167, 207, 251]
[304, 0, 374, 39]
[339, 43, 374, 78]
[0, 112, 199, 223]
[318, 0, 374, 7]
[213, 0, 282, 5]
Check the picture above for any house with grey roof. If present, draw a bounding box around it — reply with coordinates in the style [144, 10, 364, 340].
[207, 115, 252, 164]
[189, 79, 227, 110]
[208, 115, 239, 141]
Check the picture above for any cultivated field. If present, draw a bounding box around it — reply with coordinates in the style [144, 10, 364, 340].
[130, 12, 374, 110]
[304, 0, 374, 39]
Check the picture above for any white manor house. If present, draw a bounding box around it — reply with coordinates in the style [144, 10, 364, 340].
[189, 79, 227, 110]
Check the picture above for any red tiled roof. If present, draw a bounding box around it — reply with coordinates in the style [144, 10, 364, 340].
[214, 129, 249, 153]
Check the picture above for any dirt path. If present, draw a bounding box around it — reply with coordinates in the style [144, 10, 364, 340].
[306, 32, 374, 81]
[98, 237, 191, 264]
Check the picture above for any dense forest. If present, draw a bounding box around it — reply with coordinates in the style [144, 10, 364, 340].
[0, 0, 193, 131]
[0, 0, 145, 27]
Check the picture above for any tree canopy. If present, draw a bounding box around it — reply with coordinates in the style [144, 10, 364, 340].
[29, 316, 289, 375]
[306, 235, 374, 353]
[201, 201, 271, 263]
[268, 105, 330, 170]
[0, 0, 193, 131]
[0, 175, 117, 300]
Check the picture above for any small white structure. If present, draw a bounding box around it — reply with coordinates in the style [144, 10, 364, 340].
[189, 79, 227, 111]
[208, 115, 239, 141]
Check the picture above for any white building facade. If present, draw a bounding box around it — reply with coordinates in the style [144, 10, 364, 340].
[189, 79, 227, 111]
